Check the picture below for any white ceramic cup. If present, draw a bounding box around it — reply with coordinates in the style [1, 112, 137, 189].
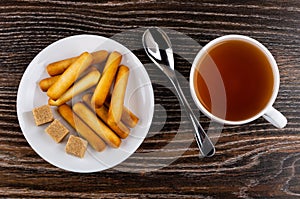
[190, 35, 287, 128]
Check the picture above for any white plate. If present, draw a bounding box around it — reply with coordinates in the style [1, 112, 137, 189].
[17, 35, 154, 173]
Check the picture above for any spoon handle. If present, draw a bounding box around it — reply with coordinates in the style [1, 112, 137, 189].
[170, 77, 216, 157]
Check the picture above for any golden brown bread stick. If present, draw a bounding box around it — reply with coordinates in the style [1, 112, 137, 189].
[57, 104, 106, 152]
[91, 51, 122, 108]
[73, 102, 121, 148]
[99, 106, 130, 139]
[91, 50, 109, 65]
[105, 95, 139, 128]
[47, 52, 93, 100]
[108, 65, 129, 126]
[39, 75, 60, 92]
[82, 94, 130, 139]
[48, 69, 101, 106]
[40, 66, 98, 93]
[47, 57, 78, 76]
[46, 50, 108, 76]
[121, 106, 139, 128]
[41, 66, 99, 93]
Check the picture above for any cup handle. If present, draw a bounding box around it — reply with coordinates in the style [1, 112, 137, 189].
[262, 106, 287, 128]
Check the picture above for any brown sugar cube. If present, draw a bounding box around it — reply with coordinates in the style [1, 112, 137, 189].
[45, 119, 69, 143]
[32, 105, 54, 126]
[65, 135, 88, 158]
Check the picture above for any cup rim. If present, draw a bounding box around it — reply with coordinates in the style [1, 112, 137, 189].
[189, 34, 280, 125]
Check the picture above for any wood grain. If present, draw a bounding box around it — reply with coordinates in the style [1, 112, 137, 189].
[0, 0, 299, 198]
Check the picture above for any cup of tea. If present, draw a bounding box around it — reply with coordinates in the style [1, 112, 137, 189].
[190, 35, 287, 128]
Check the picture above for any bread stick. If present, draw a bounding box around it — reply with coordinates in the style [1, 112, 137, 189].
[91, 51, 122, 108]
[39, 75, 60, 92]
[82, 94, 130, 139]
[47, 57, 78, 76]
[91, 50, 109, 65]
[73, 102, 121, 148]
[121, 106, 139, 128]
[48, 69, 101, 106]
[105, 95, 139, 128]
[108, 65, 129, 127]
[57, 104, 106, 152]
[46, 50, 108, 76]
[39, 66, 98, 93]
[47, 52, 93, 100]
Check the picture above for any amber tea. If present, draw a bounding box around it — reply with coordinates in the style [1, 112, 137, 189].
[194, 39, 274, 121]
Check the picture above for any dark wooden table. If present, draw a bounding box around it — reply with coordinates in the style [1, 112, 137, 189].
[1, 0, 299, 198]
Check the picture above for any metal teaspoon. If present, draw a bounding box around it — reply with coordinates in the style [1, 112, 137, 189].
[142, 27, 215, 157]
